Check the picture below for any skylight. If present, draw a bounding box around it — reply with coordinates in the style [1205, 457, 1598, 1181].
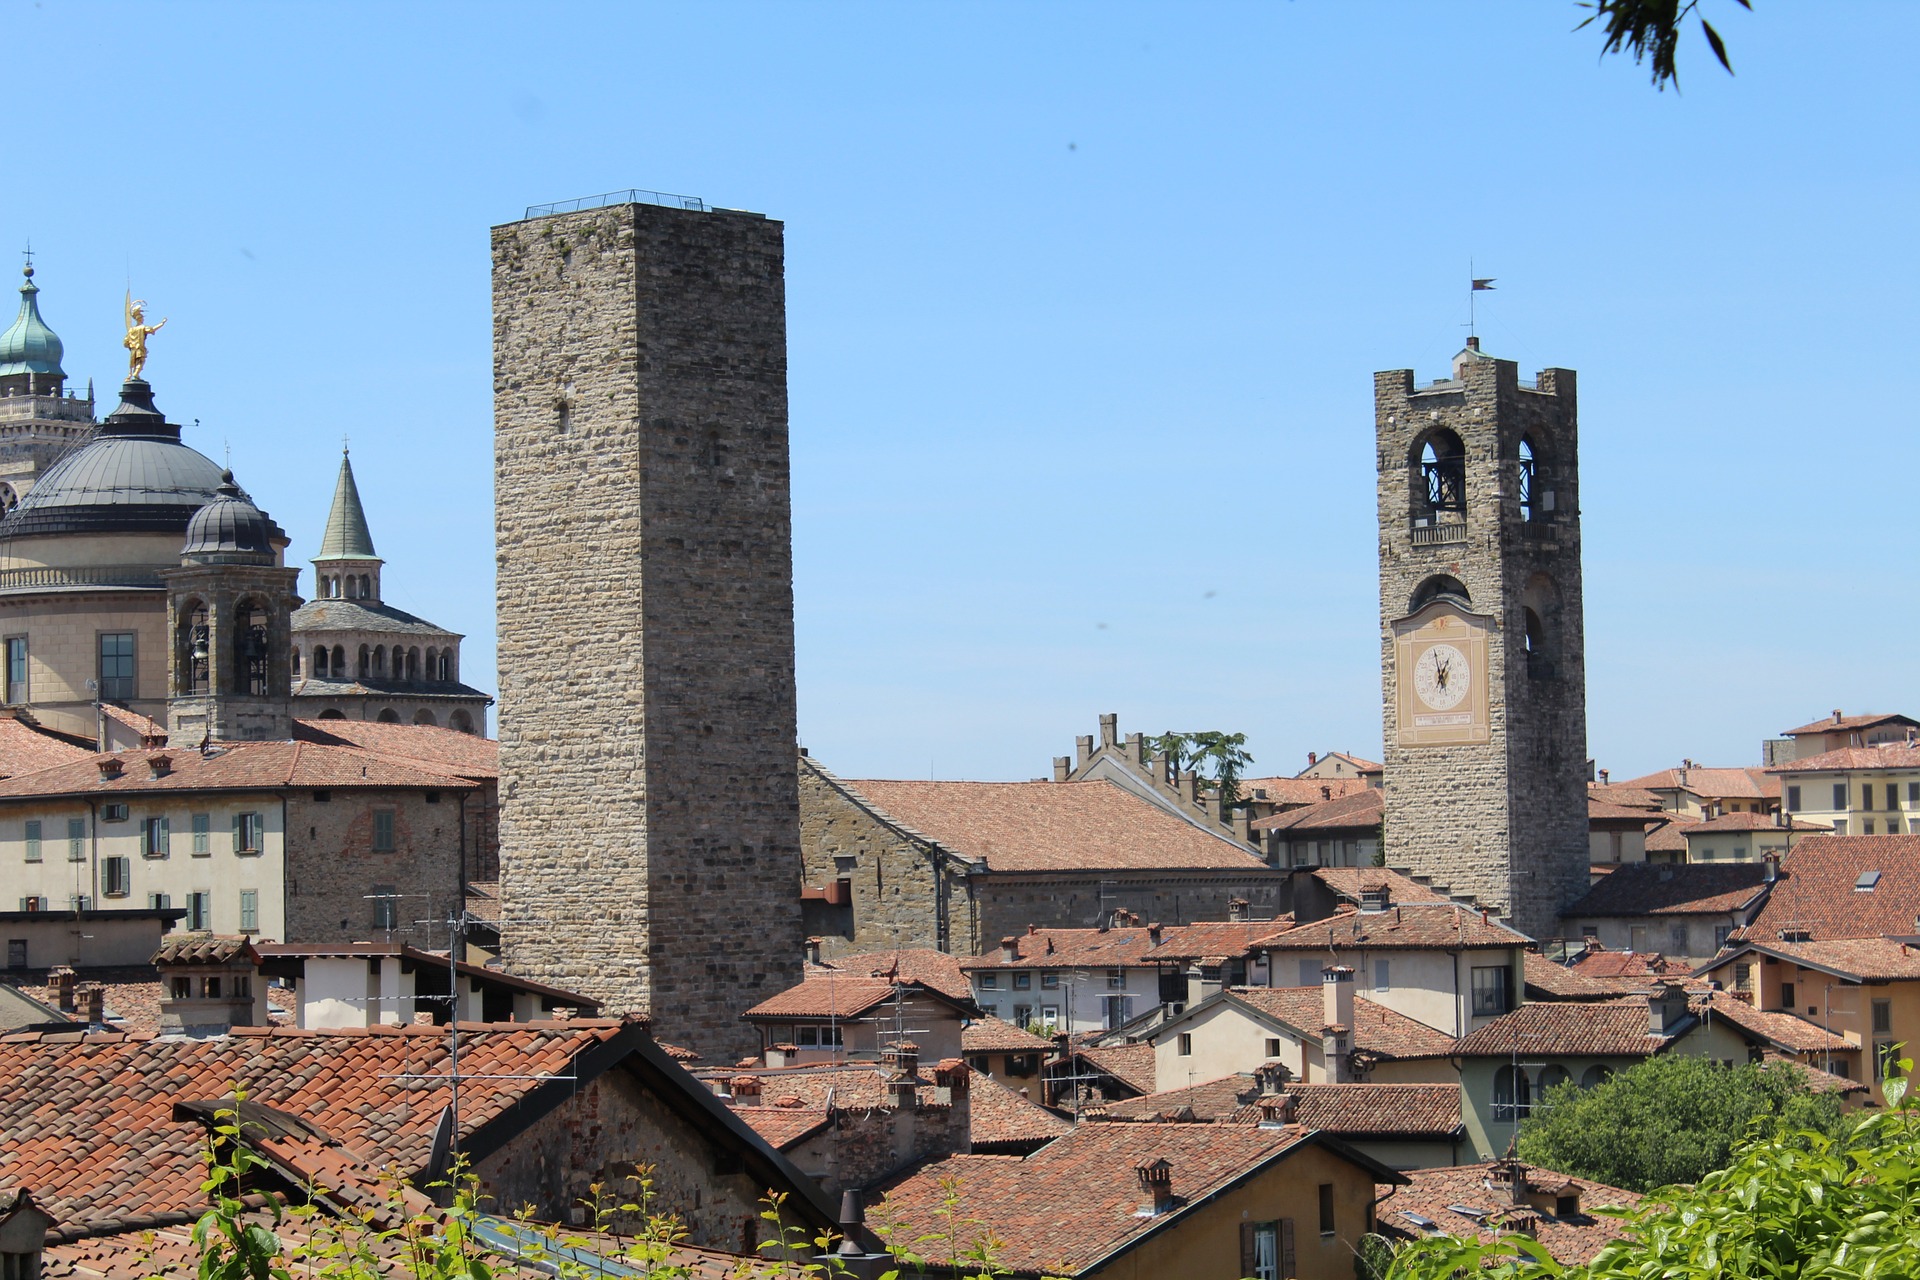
[1398, 1212, 1438, 1231]
[1448, 1204, 1490, 1221]
[1856, 870, 1883, 892]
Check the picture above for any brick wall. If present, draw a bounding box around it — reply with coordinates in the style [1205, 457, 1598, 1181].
[284, 787, 467, 946]
[493, 201, 802, 1061]
[1375, 353, 1590, 940]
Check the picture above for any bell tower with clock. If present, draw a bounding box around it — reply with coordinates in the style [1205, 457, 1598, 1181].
[1374, 339, 1589, 941]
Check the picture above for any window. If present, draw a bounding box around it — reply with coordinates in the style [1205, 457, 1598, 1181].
[202, 976, 222, 999]
[239, 889, 258, 933]
[1318, 1183, 1336, 1236]
[149, 892, 171, 909]
[371, 884, 398, 931]
[1106, 967, 1126, 990]
[1734, 962, 1752, 991]
[1492, 1064, 1531, 1121]
[1374, 959, 1391, 992]
[1909, 782, 1919, 804]
[1874, 998, 1892, 1035]
[1012, 1004, 1032, 1027]
[1013, 972, 1032, 991]
[1241, 1220, 1293, 1280]
[1102, 994, 1131, 1030]
[1178, 1033, 1193, 1056]
[23, 820, 39, 862]
[1040, 1005, 1059, 1030]
[192, 813, 210, 855]
[19, 896, 45, 911]
[1834, 819, 1849, 836]
[170, 976, 191, 1000]
[1471, 965, 1513, 1017]
[1865, 820, 1876, 836]
[1786, 785, 1801, 811]
[97, 632, 136, 700]
[101, 803, 128, 823]
[67, 817, 85, 861]
[1891, 784, 1903, 811]
[187, 892, 211, 931]
[795, 1025, 818, 1046]
[1265, 1037, 1283, 1058]
[1834, 783, 1849, 810]
[5, 938, 24, 968]
[1877, 1040, 1900, 1082]
[4, 635, 26, 703]
[978, 973, 998, 990]
[1041, 971, 1059, 990]
[1713, 924, 1732, 951]
[1781, 982, 1796, 1009]
[1299, 958, 1323, 986]
[102, 856, 130, 897]
[142, 816, 169, 858]
[233, 812, 264, 854]
[372, 809, 396, 852]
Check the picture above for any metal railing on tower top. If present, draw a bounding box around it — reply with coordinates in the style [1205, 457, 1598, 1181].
[523, 188, 708, 219]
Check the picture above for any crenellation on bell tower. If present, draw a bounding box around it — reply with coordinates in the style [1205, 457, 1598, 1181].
[1376, 340, 1589, 940]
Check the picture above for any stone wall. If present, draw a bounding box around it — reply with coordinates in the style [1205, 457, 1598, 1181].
[781, 1098, 968, 1196]
[1374, 352, 1591, 941]
[493, 201, 802, 1061]
[284, 786, 468, 946]
[977, 873, 1283, 943]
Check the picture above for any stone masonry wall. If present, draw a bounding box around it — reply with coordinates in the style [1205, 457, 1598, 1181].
[493, 201, 802, 1061]
[284, 786, 468, 946]
[1375, 354, 1590, 940]
[977, 872, 1283, 944]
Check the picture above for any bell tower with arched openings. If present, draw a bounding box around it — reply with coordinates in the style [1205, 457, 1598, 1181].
[1374, 339, 1588, 940]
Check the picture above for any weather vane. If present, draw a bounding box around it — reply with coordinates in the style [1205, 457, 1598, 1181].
[123, 292, 168, 380]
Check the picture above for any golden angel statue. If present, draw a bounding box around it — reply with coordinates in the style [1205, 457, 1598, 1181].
[123, 292, 168, 380]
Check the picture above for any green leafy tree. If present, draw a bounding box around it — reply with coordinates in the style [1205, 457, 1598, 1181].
[1578, 0, 1751, 91]
[1513, 1053, 1846, 1193]
[1385, 1054, 1920, 1279]
[1142, 731, 1253, 807]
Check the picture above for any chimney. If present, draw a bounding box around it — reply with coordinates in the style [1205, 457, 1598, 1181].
[1256, 1090, 1298, 1127]
[1307, 751, 1317, 766]
[1763, 852, 1780, 883]
[1133, 1158, 1175, 1216]
[1233, 809, 1252, 843]
[1833, 710, 1844, 724]
[1228, 898, 1249, 922]
[1465, 335, 1481, 352]
[1320, 785, 1332, 801]
[1053, 756, 1071, 783]
[804, 937, 823, 966]
[730, 1074, 763, 1102]
[1322, 964, 1356, 1038]
[1359, 883, 1391, 913]
[1496, 1157, 1530, 1207]
[1186, 964, 1223, 1007]
[1099, 713, 1118, 747]
[52, 966, 76, 1012]
[1647, 984, 1688, 1035]
[147, 754, 172, 779]
[1147, 921, 1163, 945]
[1000, 936, 1019, 963]
[820, 1189, 893, 1278]
[1598, 769, 1609, 785]
[79, 984, 104, 1025]
[97, 757, 123, 781]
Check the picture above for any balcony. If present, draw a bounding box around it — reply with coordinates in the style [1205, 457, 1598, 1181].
[1410, 520, 1467, 547]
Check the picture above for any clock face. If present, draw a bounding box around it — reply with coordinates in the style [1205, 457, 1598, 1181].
[1412, 643, 1470, 711]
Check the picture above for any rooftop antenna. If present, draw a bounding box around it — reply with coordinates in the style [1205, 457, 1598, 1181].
[1469, 262, 1496, 341]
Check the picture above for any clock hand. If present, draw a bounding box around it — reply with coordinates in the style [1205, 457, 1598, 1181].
[1435, 658, 1449, 689]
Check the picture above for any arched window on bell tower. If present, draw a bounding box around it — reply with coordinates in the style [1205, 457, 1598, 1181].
[234, 599, 273, 697]
[1522, 573, 1560, 681]
[1518, 435, 1548, 523]
[1409, 429, 1466, 533]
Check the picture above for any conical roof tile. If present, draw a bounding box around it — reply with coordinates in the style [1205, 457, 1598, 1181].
[317, 451, 378, 560]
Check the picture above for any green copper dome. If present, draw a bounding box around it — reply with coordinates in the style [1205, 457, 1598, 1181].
[317, 450, 378, 560]
[0, 263, 65, 379]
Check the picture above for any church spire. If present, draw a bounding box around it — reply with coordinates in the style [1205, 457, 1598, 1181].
[0, 259, 66, 394]
[312, 450, 383, 605]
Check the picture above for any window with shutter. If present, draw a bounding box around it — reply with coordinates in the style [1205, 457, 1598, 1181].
[1280, 1218, 1296, 1277]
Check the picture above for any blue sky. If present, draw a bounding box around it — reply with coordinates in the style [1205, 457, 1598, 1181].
[7, 1, 1914, 781]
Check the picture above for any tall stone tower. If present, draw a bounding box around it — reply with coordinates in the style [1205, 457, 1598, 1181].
[1375, 339, 1589, 940]
[492, 195, 802, 1059]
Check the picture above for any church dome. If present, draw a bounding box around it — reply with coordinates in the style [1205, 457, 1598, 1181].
[0, 264, 64, 378]
[182, 472, 277, 559]
[1, 379, 284, 541]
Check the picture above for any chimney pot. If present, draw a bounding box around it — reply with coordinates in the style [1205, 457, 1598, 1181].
[804, 937, 823, 966]
[1307, 752, 1317, 766]
[1228, 898, 1248, 922]
[1133, 1158, 1175, 1215]
[80, 984, 104, 1025]
[1147, 921, 1163, 944]
[1000, 936, 1019, 962]
[53, 966, 76, 1012]
[97, 757, 123, 780]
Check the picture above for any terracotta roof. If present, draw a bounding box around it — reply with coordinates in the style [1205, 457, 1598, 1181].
[293, 718, 498, 779]
[1523, 953, 1626, 1001]
[0, 742, 477, 800]
[1643, 817, 1690, 853]
[1566, 950, 1699, 982]
[1253, 903, 1527, 951]
[1070, 1043, 1157, 1094]
[1759, 1053, 1871, 1096]
[15, 967, 165, 1034]
[1704, 998, 1851, 1052]
[1223, 987, 1456, 1060]
[151, 935, 258, 965]
[1587, 799, 1665, 825]
[1299, 752, 1382, 775]
[1382, 1162, 1641, 1265]
[0, 717, 91, 778]
[1252, 788, 1383, 834]
[962, 1015, 1055, 1054]
[822, 948, 973, 1002]
[1564, 862, 1772, 918]
[710, 1061, 959, 1114]
[968, 1072, 1072, 1148]
[835, 777, 1267, 873]
[0, 1021, 632, 1232]
[1769, 743, 1920, 774]
[877, 1122, 1386, 1276]
[1610, 767, 1778, 801]
[1730, 936, 1920, 982]
[961, 921, 1277, 972]
[1302, 867, 1452, 906]
[96, 703, 167, 742]
[1680, 812, 1826, 834]
[743, 975, 942, 1021]
[1587, 784, 1664, 810]
[732, 1105, 832, 1148]
[1453, 998, 1705, 1058]
[1235, 776, 1370, 806]
[1102, 1074, 1461, 1138]
[464, 880, 500, 924]
[1746, 836, 1920, 941]
[1783, 712, 1918, 738]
